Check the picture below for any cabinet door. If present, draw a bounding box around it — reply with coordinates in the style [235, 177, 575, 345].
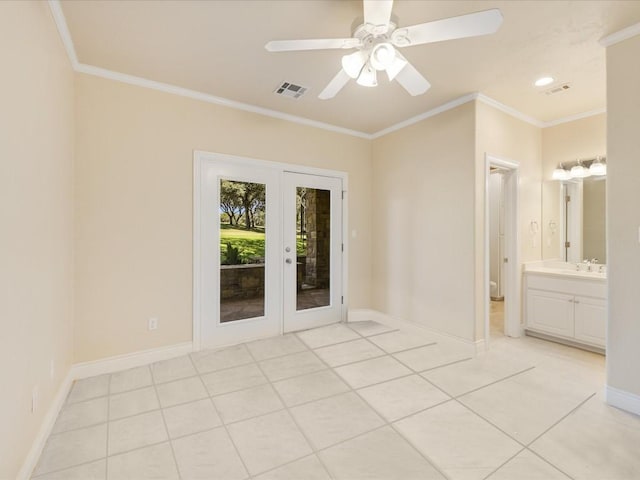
[527, 289, 574, 338]
[574, 296, 606, 347]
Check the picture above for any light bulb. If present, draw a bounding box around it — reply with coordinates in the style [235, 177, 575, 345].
[341, 51, 367, 79]
[370, 43, 396, 71]
[356, 63, 377, 87]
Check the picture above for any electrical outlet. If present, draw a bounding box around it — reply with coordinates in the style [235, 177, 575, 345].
[148, 317, 158, 331]
[31, 387, 38, 414]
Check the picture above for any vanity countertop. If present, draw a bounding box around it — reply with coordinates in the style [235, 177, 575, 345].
[524, 264, 606, 281]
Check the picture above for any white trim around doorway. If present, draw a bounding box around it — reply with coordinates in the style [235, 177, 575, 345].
[484, 154, 521, 345]
[192, 150, 349, 352]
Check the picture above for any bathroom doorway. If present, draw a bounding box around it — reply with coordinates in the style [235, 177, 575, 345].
[484, 154, 520, 344]
[489, 168, 506, 338]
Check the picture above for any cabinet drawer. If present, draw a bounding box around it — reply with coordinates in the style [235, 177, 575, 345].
[527, 289, 574, 338]
[525, 274, 606, 299]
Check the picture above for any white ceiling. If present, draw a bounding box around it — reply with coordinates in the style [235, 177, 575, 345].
[59, 0, 640, 134]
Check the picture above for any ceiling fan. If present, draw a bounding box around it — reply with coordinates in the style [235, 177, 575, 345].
[265, 0, 503, 99]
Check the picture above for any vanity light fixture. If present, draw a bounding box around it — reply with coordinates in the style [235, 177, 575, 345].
[570, 160, 590, 178]
[552, 163, 572, 181]
[589, 156, 607, 176]
[534, 76, 554, 87]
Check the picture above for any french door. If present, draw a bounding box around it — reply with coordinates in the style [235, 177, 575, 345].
[283, 172, 343, 332]
[195, 153, 344, 350]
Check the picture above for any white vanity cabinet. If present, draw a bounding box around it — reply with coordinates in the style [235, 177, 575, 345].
[524, 271, 606, 350]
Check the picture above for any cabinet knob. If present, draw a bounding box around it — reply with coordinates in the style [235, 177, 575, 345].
[574, 300, 580, 304]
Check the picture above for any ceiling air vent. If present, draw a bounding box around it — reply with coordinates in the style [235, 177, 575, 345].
[544, 83, 572, 96]
[274, 81, 308, 100]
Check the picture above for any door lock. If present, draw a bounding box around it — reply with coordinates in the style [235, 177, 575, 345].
[285, 258, 293, 264]
[285, 246, 291, 253]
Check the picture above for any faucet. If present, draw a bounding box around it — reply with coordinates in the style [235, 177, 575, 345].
[583, 259, 591, 272]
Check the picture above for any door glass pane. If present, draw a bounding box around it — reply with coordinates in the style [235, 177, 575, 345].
[219, 179, 266, 322]
[296, 187, 331, 310]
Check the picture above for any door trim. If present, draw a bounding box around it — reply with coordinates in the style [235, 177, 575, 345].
[484, 154, 521, 345]
[193, 150, 349, 352]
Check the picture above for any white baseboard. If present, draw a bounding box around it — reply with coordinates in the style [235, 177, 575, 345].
[71, 342, 193, 379]
[17, 371, 74, 480]
[18, 341, 193, 479]
[606, 385, 640, 416]
[348, 308, 483, 354]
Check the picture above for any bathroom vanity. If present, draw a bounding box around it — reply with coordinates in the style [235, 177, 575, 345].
[523, 262, 606, 352]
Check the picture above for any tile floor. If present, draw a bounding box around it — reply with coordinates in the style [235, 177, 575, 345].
[32, 319, 640, 480]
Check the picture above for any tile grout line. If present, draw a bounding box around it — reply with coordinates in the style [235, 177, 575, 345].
[389, 341, 548, 475]
[415, 356, 475, 373]
[478, 446, 527, 480]
[187, 351, 254, 480]
[244, 343, 337, 480]
[149, 364, 182, 479]
[525, 392, 595, 447]
[305, 330, 452, 480]
[451, 366, 537, 400]
[36, 325, 603, 480]
[518, 392, 596, 480]
[525, 449, 576, 480]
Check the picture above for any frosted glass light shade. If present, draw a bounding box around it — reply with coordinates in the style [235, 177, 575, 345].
[552, 167, 571, 181]
[356, 63, 377, 87]
[589, 159, 607, 176]
[341, 51, 367, 79]
[570, 164, 590, 178]
[370, 43, 396, 71]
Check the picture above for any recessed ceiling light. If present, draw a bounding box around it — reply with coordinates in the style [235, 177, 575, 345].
[534, 76, 554, 87]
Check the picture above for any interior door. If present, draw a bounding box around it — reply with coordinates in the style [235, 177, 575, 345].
[199, 158, 281, 349]
[283, 172, 343, 332]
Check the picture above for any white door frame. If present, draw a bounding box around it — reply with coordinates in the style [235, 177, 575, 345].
[192, 150, 348, 352]
[484, 154, 521, 343]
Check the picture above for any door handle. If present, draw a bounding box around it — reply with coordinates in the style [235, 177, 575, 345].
[285, 258, 293, 264]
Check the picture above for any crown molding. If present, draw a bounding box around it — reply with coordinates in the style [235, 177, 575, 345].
[75, 64, 372, 140]
[370, 93, 478, 139]
[600, 22, 640, 47]
[47, 0, 605, 142]
[544, 108, 606, 127]
[47, 0, 79, 68]
[475, 93, 546, 128]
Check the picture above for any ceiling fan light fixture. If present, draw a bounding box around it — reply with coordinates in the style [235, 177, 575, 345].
[356, 62, 378, 87]
[341, 51, 367, 79]
[370, 43, 396, 71]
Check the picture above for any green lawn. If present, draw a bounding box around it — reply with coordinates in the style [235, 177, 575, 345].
[220, 224, 305, 263]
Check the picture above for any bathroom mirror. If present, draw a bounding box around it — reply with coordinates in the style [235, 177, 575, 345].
[542, 176, 606, 263]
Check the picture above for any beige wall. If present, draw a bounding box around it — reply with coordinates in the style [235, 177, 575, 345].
[475, 101, 542, 339]
[74, 74, 372, 362]
[0, 2, 75, 477]
[541, 114, 607, 259]
[606, 34, 640, 399]
[371, 103, 477, 341]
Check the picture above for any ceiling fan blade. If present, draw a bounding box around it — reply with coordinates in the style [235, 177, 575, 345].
[393, 9, 503, 47]
[394, 59, 431, 96]
[363, 0, 394, 33]
[265, 38, 361, 52]
[318, 69, 351, 100]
